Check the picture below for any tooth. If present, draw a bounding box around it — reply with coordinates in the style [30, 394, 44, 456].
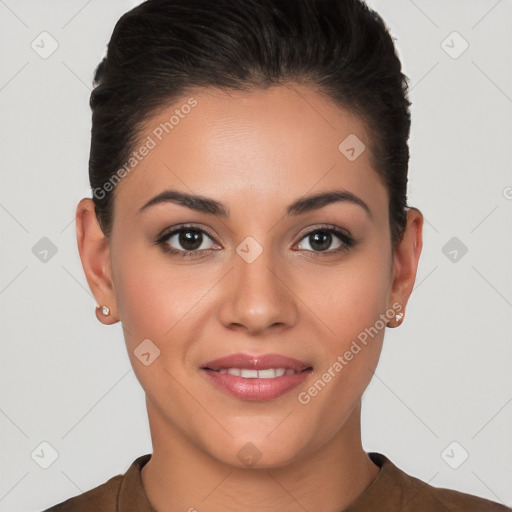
[240, 369, 259, 378]
[220, 367, 297, 378]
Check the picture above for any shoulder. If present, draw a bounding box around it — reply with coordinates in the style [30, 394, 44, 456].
[425, 485, 511, 512]
[353, 452, 511, 512]
[403, 468, 511, 512]
[41, 454, 153, 512]
[41, 474, 122, 512]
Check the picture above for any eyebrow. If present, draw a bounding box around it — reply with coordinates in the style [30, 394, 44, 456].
[137, 188, 372, 219]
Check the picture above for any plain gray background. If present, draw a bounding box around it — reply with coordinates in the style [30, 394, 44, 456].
[0, 1, 511, 510]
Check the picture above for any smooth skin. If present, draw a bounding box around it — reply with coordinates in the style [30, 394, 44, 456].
[76, 83, 423, 512]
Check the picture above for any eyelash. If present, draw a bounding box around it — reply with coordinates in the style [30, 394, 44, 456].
[155, 223, 358, 258]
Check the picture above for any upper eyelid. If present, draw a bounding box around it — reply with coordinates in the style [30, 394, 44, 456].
[158, 223, 216, 242]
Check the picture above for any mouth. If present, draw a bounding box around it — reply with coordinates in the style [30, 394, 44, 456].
[200, 353, 313, 401]
[207, 367, 304, 378]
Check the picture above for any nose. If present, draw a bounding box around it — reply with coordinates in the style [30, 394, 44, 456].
[218, 246, 298, 336]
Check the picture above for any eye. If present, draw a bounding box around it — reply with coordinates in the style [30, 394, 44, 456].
[156, 224, 219, 257]
[295, 226, 356, 254]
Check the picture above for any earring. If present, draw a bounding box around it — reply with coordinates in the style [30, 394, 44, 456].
[97, 305, 110, 316]
[393, 312, 404, 327]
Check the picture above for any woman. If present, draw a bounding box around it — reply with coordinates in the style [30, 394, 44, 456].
[43, 0, 510, 510]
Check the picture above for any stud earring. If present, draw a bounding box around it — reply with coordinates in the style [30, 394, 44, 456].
[97, 305, 110, 316]
[387, 310, 404, 328]
[394, 312, 404, 326]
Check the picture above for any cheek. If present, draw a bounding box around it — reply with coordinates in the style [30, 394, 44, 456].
[111, 253, 186, 402]
[113, 239, 190, 337]
[111, 242, 186, 368]
[302, 248, 391, 347]
[298, 267, 389, 434]
[299, 245, 391, 403]
[111, 241, 219, 394]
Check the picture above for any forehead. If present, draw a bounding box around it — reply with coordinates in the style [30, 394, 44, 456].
[113, 84, 388, 221]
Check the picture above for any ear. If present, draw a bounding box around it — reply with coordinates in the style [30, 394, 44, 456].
[75, 198, 119, 325]
[388, 207, 424, 317]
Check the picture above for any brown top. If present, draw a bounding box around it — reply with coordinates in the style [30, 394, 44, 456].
[42, 452, 511, 511]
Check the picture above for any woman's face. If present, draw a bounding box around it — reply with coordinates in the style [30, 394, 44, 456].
[82, 84, 421, 468]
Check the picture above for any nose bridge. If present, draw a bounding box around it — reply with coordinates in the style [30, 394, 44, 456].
[236, 242, 278, 293]
[218, 236, 297, 333]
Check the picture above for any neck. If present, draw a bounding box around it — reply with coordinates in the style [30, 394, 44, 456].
[141, 399, 380, 512]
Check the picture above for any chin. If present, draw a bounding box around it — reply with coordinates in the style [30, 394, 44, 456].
[204, 430, 314, 470]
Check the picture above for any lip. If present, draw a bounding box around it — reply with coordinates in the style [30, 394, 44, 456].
[200, 353, 313, 401]
[202, 353, 312, 371]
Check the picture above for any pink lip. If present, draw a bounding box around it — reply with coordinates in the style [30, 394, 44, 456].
[200, 353, 313, 401]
